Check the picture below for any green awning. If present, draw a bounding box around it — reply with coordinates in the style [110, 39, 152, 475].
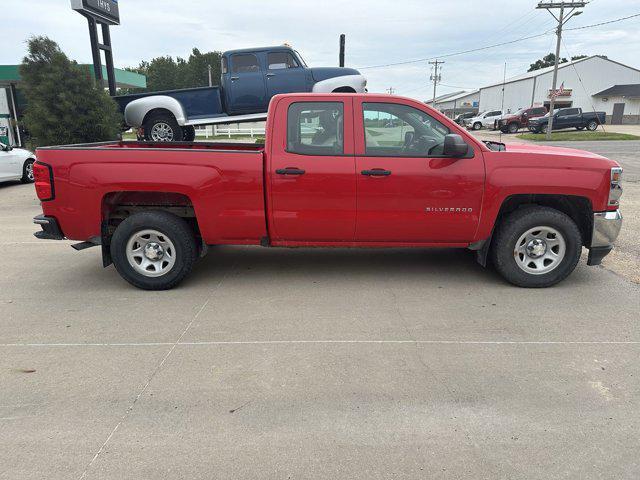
[0, 64, 146, 89]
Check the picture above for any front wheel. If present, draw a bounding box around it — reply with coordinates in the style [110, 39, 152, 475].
[21, 159, 35, 183]
[110, 211, 198, 290]
[576, 126, 585, 131]
[473, 122, 482, 130]
[508, 122, 519, 134]
[586, 120, 598, 131]
[490, 206, 582, 288]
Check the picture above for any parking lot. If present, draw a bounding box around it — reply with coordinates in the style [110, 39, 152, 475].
[1, 141, 639, 478]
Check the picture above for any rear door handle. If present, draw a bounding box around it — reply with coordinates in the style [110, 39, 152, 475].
[361, 169, 391, 176]
[276, 167, 306, 175]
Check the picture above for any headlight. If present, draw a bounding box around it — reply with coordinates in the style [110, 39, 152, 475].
[609, 167, 623, 207]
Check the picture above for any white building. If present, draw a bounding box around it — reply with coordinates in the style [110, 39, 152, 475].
[478, 56, 640, 124]
[431, 90, 480, 118]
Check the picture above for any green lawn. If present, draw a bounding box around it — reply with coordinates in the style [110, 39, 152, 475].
[516, 131, 640, 141]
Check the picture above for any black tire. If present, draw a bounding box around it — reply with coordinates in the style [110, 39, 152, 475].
[490, 206, 582, 288]
[586, 120, 598, 131]
[182, 125, 196, 142]
[110, 211, 197, 290]
[540, 124, 548, 134]
[21, 158, 35, 183]
[143, 113, 183, 142]
[576, 126, 585, 131]
[508, 122, 519, 134]
[473, 122, 482, 130]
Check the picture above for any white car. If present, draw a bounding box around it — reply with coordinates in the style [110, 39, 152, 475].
[466, 110, 503, 130]
[0, 142, 35, 184]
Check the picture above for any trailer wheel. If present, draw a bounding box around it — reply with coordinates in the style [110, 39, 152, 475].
[110, 211, 197, 290]
[490, 206, 582, 288]
[586, 120, 598, 131]
[143, 113, 183, 142]
[182, 126, 196, 142]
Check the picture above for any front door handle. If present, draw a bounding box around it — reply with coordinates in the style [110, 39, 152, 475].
[230, 76, 239, 81]
[276, 167, 306, 175]
[361, 169, 391, 176]
[266, 73, 275, 77]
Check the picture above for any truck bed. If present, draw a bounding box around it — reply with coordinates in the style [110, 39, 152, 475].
[36, 141, 268, 245]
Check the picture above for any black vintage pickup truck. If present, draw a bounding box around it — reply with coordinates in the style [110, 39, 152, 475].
[528, 107, 606, 134]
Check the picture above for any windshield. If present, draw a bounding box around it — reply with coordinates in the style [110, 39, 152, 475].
[294, 50, 308, 67]
[514, 108, 528, 115]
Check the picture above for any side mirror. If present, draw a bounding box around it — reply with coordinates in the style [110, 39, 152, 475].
[443, 134, 469, 157]
[1, 144, 11, 152]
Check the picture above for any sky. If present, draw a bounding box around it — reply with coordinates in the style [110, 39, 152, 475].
[2, 0, 640, 101]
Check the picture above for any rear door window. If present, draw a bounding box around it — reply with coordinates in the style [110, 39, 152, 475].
[232, 54, 260, 73]
[287, 102, 344, 156]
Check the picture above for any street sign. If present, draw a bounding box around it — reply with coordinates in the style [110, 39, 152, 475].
[71, 0, 120, 26]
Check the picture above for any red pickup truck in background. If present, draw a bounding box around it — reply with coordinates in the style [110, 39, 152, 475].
[496, 106, 548, 134]
[33, 93, 623, 290]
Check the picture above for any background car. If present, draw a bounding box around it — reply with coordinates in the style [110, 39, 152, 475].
[465, 110, 503, 130]
[454, 112, 476, 125]
[0, 142, 35, 184]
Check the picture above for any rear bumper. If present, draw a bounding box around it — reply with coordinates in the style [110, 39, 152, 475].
[587, 210, 622, 266]
[33, 214, 65, 240]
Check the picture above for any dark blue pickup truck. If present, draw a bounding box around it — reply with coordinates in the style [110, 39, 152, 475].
[114, 45, 367, 141]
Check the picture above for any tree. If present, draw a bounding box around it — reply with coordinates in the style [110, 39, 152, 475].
[19, 36, 122, 148]
[528, 53, 568, 72]
[118, 48, 222, 95]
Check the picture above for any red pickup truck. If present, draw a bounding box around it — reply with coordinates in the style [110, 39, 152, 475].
[33, 93, 623, 290]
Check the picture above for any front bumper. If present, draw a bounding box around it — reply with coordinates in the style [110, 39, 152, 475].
[33, 214, 65, 240]
[587, 210, 622, 266]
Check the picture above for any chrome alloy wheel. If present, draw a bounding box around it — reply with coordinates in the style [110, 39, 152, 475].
[26, 162, 34, 181]
[150, 122, 174, 141]
[514, 226, 566, 275]
[126, 229, 176, 277]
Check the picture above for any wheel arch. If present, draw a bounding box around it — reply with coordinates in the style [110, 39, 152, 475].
[100, 190, 201, 267]
[124, 95, 187, 128]
[474, 193, 593, 267]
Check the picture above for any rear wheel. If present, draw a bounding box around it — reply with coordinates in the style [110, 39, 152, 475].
[143, 113, 183, 142]
[21, 158, 35, 183]
[110, 211, 197, 290]
[586, 120, 598, 131]
[182, 125, 196, 142]
[491, 206, 582, 288]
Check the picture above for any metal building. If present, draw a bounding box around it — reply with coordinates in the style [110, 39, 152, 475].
[478, 56, 640, 124]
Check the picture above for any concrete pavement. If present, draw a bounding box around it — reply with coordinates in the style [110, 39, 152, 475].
[1, 176, 639, 479]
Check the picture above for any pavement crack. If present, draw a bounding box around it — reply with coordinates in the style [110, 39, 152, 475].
[77, 261, 238, 480]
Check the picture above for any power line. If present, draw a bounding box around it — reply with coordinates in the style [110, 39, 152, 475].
[564, 11, 640, 30]
[356, 11, 640, 71]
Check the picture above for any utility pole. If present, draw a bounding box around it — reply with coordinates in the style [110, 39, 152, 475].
[386, 87, 395, 95]
[537, 1, 586, 139]
[429, 59, 444, 108]
[339, 34, 345, 67]
[207, 64, 213, 87]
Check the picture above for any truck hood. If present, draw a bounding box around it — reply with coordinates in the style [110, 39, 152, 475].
[310, 67, 360, 82]
[503, 142, 611, 161]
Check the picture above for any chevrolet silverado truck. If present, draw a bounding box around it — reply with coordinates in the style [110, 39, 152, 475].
[114, 46, 367, 142]
[528, 107, 606, 134]
[33, 93, 623, 290]
[497, 106, 548, 134]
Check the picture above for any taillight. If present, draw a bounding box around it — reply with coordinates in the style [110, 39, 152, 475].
[608, 166, 623, 208]
[33, 162, 54, 201]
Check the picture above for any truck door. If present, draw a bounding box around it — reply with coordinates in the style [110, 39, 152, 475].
[265, 51, 308, 100]
[227, 53, 267, 114]
[353, 99, 483, 243]
[268, 98, 356, 242]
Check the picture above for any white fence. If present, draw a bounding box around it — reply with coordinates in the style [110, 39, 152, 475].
[195, 124, 266, 138]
